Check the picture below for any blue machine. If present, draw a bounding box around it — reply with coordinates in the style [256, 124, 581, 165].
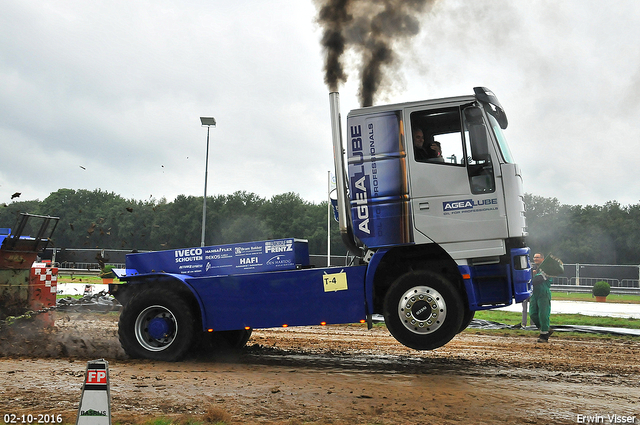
[112, 88, 532, 361]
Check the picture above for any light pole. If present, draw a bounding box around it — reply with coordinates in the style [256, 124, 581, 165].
[200, 116, 216, 247]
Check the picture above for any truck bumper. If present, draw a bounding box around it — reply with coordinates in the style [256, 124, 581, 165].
[459, 247, 532, 310]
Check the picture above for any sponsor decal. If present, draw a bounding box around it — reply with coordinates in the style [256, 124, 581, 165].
[204, 246, 233, 260]
[443, 198, 499, 215]
[239, 256, 259, 265]
[234, 245, 263, 255]
[350, 124, 372, 234]
[205, 246, 233, 253]
[265, 240, 293, 253]
[80, 409, 107, 417]
[174, 248, 203, 263]
[266, 255, 293, 267]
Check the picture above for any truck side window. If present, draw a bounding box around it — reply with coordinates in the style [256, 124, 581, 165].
[411, 106, 496, 194]
[410, 108, 464, 166]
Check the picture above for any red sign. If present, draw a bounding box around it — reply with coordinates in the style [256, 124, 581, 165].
[86, 370, 107, 384]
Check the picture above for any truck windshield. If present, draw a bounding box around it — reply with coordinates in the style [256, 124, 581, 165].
[487, 114, 514, 163]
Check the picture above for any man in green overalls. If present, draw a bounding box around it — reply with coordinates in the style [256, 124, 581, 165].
[529, 253, 553, 343]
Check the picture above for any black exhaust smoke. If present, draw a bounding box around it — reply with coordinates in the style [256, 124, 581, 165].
[316, 0, 436, 107]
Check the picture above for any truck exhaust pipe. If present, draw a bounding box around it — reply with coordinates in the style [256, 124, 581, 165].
[329, 92, 364, 257]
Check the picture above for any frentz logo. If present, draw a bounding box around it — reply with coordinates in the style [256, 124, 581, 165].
[443, 198, 498, 211]
[265, 241, 293, 253]
[86, 369, 107, 384]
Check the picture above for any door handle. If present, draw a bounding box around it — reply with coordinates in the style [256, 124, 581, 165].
[419, 202, 430, 210]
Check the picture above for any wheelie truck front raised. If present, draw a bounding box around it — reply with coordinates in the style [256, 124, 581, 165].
[110, 87, 532, 361]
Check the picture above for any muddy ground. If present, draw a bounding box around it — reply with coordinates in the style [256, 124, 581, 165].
[0, 311, 639, 425]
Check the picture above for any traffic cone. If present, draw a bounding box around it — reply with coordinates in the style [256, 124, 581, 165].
[76, 359, 111, 425]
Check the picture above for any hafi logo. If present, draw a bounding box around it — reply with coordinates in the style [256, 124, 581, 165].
[443, 198, 498, 212]
[239, 257, 258, 265]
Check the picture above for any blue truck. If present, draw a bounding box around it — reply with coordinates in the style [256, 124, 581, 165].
[111, 88, 532, 361]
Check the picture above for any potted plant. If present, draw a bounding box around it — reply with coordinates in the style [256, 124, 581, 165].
[592, 281, 610, 302]
[100, 264, 116, 284]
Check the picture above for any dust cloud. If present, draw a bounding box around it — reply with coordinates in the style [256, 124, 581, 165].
[0, 312, 126, 359]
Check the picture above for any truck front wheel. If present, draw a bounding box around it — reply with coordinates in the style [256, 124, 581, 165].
[459, 308, 475, 333]
[383, 271, 463, 350]
[118, 288, 197, 361]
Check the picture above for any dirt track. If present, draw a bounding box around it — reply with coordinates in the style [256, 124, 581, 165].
[0, 312, 639, 424]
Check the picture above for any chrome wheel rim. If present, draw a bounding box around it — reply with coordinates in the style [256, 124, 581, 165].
[134, 305, 178, 352]
[397, 286, 447, 334]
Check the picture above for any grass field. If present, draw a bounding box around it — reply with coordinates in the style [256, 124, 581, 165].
[57, 274, 106, 285]
[550, 291, 640, 304]
[472, 291, 640, 330]
[473, 309, 640, 329]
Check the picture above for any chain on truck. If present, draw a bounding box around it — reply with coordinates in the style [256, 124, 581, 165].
[108, 87, 533, 361]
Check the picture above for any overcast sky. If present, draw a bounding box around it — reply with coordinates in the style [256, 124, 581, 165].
[1, 0, 639, 208]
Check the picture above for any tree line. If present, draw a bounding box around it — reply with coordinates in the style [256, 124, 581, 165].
[523, 194, 640, 265]
[0, 189, 345, 256]
[2, 189, 639, 265]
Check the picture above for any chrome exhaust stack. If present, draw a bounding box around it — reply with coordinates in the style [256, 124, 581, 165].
[329, 92, 363, 257]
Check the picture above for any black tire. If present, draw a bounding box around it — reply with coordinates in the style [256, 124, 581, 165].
[458, 308, 475, 333]
[383, 270, 464, 350]
[118, 288, 197, 361]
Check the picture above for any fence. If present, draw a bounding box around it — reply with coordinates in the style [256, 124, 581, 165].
[551, 276, 640, 288]
[550, 264, 640, 295]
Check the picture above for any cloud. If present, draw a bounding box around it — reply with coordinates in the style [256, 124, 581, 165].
[1, 0, 639, 208]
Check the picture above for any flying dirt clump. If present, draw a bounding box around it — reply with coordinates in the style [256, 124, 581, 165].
[315, 0, 437, 107]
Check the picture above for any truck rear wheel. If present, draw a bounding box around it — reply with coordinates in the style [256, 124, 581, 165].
[118, 288, 197, 361]
[383, 271, 463, 350]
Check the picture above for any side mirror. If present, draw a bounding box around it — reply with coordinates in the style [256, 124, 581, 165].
[473, 87, 508, 129]
[464, 107, 490, 161]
